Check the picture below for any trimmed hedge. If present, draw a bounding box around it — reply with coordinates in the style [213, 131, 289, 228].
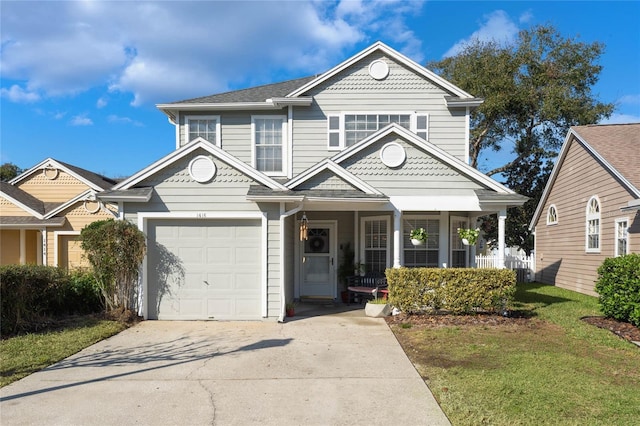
[595, 254, 640, 327]
[0, 265, 102, 335]
[386, 267, 516, 315]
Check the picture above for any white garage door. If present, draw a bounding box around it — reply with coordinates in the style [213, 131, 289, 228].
[147, 219, 262, 320]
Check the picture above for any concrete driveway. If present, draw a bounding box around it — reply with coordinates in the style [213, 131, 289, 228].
[0, 307, 450, 426]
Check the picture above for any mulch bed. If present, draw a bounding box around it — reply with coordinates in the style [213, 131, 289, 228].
[385, 312, 640, 344]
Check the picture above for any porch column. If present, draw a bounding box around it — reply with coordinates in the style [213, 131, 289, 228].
[393, 209, 401, 268]
[42, 229, 48, 266]
[497, 208, 506, 269]
[19, 229, 26, 265]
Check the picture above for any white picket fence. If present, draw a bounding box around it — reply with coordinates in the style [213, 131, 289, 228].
[474, 254, 535, 282]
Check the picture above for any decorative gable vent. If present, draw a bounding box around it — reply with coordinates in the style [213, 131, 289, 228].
[379, 142, 406, 168]
[188, 155, 216, 183]
[368, 59, 389, 80]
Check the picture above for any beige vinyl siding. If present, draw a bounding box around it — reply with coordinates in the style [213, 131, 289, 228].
[16, 170, 90, 203]
[0, 230, 20, 265]
[45, 203, 115, 267]
[342, 136, 484, 196]
[534, 138, 639, 296]
[291, 53, 467, 174]
[0, 198, 32, 216]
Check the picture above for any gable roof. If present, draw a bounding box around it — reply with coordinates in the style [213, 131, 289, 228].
[10, 158, 116, 191]
[113, 137, 288, 191]
[330, 124, 518, 195]
[530, 123, 640, 229]
[287, 41, 481, 105]
[156, 41, 482, 121]
[0, 181, 46, 218]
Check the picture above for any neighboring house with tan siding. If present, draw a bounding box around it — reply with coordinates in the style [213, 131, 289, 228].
[0, 158, 118, 269]
[100, 42, 527, 321]
[530, 124, 640, 296]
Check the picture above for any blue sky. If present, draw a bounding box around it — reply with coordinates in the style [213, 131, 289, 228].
[1, 0, 639, 179]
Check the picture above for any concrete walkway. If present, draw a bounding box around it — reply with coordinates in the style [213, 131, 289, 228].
[1, 306, 450, 426]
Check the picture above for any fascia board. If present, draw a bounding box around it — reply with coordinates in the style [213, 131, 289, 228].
[157, 102, 285, 112]
[115, 138, 287, 191]
[44, 189, 95, 218]
[10, 158, 105, 192]
[0, 192, 44, 219]
[287, 41, 474, 99]
[332, 124, 511, 194]
[528, 132, 571, 231]
[246, 195, 305, 202]
[286, 160, 382, 195]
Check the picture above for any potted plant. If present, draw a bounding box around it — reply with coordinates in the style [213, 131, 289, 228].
[410, 228, 428, 246]
[286, 302, 295, 317]
[457, 227, 480, 246]
[365, 297, 392, 317]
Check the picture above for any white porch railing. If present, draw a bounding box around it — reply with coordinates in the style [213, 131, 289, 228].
[474, 254, 535, 282]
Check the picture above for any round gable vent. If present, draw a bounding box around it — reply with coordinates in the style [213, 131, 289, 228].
[368, 59, 389, 80]
[380, 142, 406, 168]
[188, 155, 216, 183]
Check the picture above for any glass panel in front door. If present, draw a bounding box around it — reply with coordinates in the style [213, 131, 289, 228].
[301, 227, 334, 298]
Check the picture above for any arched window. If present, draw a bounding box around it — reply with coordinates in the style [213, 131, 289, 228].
[586, 196, 600, 252]
[547, 205, 558, 225]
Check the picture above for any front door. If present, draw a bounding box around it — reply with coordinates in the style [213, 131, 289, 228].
[300, 223, 336, 299]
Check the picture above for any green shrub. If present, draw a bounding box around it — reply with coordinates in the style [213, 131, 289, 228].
[0, 265, 102, 335]
[386, 268, 516, 315]
[595, 254, 640, 327]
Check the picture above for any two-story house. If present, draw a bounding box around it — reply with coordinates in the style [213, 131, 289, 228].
[99, 42, 526, 321]
[0, 158, 118, 268]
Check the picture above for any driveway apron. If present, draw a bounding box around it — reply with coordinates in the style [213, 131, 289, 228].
[1, 309, 450, 425]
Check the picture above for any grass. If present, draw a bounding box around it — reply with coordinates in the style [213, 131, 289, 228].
[0, 316, 127, 387]
[390, 283, 640, 426]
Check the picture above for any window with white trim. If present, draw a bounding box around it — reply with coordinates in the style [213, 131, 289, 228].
[185, 115, 220, 145]
[252, 116, 286, 175]
[362, 216, 389, 274]
[451, 218, 467, 267]
[615, 218, 629, 257]
[547, 205, 558, 225]
[403, 217, 440, 267]
[327, 112, 428, 149]
[586, 196, 600, 252]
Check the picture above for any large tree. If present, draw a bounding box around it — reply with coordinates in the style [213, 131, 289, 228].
[0, 163, 21, 182]
[429, 25, 614, 252]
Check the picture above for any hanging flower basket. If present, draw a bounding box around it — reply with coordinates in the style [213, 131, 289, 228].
[410, 228, 428, 246]
[457, 228, 480, 246]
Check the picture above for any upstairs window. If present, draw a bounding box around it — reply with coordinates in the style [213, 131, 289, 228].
[547, 205, 558, 225]
[586, 196, 600, 252]
[252, 116, 286, 175]
[185, 115, 220, 145]
[328, 112, 428, 150]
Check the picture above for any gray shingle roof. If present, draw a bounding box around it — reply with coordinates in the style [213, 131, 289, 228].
[0, 216, 66, 227]
[55, 159, 117, 190]
[572, 123, 640, 190]
[169, 76, 317, 104]
[247, 185, 388, 200]
[0, 181, 45, 215]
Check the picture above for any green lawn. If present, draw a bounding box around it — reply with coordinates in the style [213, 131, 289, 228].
[390, 283, 640, 426]
[0, 317, 127, 387]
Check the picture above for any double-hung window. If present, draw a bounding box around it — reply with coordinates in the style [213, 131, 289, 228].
[450, 218, 468, 267]
[403, 217, 440, 267]
[328, 112, 428, 150]
[361, 216, 389, 275]
[615, 218, 629, 257]
[185, 115, 220, 146]
[252, 116, 286, 176]
[586, 196, 601, 252]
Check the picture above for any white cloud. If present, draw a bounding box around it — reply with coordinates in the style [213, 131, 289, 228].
[618, 94, 640, 105]
[70, 114, 93, 126]
[96, 97, 108, 108]
[0, 85, 40, 102]
[107, 115, 143, 127]
[443, 10, 520, 58]
[600, 113, 640, 124]
[0, 0, 424, 106]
